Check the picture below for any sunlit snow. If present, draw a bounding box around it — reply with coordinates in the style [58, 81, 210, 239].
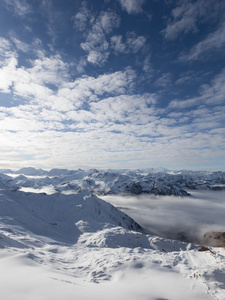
[0, 168, 225, 299]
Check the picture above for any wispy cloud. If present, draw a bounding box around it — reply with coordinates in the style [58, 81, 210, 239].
[73, 2, 93, 32]
[163, 0, 225, 40]
[155, 73, 172, 88]
[117, 0, 145, 14]
[180, 22, 225, 61]
[163, 0, 201, 40]
[111, 32, 146, 54]
[3, 0, 32, 17]
[39, 0, 69, 46]
[175, 71, 196, 86]
[110, 35, 126, 53]
[126, 32, 146, 53]
[10, 35, 31, 53]
[0, 37, 14, 59]
[169, 68, 225, 109]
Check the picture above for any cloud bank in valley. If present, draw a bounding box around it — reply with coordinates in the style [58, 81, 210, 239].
[102, 190, 225, 246]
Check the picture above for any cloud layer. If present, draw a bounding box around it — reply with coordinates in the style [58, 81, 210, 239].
[0, 39, 224, 170]
[0, 0, 224, 170]
[102, 191, 225, 245]
[117, 0, 145, 14]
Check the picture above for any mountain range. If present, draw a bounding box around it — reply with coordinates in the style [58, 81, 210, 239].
[1, 167, 225, 197]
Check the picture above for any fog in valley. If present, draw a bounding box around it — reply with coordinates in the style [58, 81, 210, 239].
[102, 190, 225, 246]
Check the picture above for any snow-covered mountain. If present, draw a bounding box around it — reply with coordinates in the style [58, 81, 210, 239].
[0, 178, 141, 246]
[0, 175, 225, 299]
[13, 167, 47, 176]
[2, 167, 225, 196]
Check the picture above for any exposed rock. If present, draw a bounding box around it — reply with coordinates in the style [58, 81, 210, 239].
[202, 231, 225, 247]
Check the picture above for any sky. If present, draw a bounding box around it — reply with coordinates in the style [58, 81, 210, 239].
[0, 0, 225, 171]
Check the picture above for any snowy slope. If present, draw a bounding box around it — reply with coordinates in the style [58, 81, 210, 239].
[0, 177, 225, 299]
[0, 185, 141, 245]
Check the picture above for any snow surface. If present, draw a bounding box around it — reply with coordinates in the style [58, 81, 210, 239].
[0, 172, 225, 299]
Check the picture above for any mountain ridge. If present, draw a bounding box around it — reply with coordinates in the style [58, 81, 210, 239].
[1, 167, 225, 196]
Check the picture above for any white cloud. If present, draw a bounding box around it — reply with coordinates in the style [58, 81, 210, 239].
[87, 50, 109, 65]
[0, 39, 138, 116]
[0, 37, 13, 59]
[14, 82, 52, 102]
[76, 6, 146, 67]
[2, 128, 221, 168]
[126, 32, 146, 53]
[73, 2, 93, 32]
[28, 54, 69, 86]
[1, 94, 224, 170]
[180, 22, 225, 61]
[0, 40, 70, 101]
[0, 56, 18, 93]
[3, 0, 31, 17]
[80, 11, 120, 66]
[90, 93, 156, 125]
[0, 47, 162, 169]
[155, 73, 172, 88]
[63, 68, 136, 101]
[175, 72, 194, 85]
[10, 36, 31, 53]
[200, 70, 225, 105]
[74, 2, 121, 34]
[2, 35, 44, 60]
[169, 68, 225, 109]
[0, 35, 224, 170]
[111, 32, 146, 54]
[142, 55, 152, 73]
[163, 0, 225, 40]
[0, 36, 66, 97]
[110, 35, 126, 53]
[117, 0, 145, 14]
[99, 11, 120, 34]
[89, 68, 136, 96]
[163, 0, 199, 40]
[76, 57, 88, 74]
[0, 116, 45, 132]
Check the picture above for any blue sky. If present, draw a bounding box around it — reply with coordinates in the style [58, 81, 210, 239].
[0, 0, 225, 171]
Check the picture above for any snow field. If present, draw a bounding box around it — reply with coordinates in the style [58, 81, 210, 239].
[0, 242, 219, 300]
[0, 175, 225, 299]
